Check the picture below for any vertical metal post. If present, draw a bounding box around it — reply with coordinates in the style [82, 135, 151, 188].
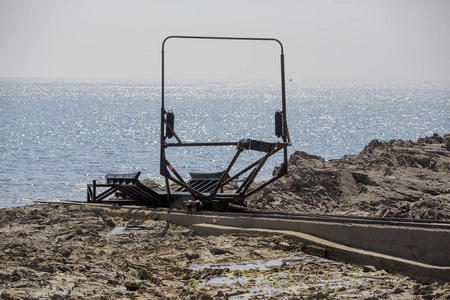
[160, 44, 166, 176]
[281, 53, 287, 134]
[92, 180, 96, 202]
[165, 177, 171, 203]
[280, 54, 289, 138]
[280, 53, 290, 168]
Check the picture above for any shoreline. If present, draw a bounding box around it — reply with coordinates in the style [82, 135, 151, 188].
[1, 133, 449, 298]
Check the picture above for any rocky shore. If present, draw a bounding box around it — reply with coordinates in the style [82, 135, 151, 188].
[1, 204, 449, 299]
[248, 133, 450, 220]
[1, 134, 449, 299]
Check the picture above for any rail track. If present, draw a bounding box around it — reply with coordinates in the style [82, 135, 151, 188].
[35, 200, 450, 230]
[236, 206, 450, 229]
[34, 200, 450, 281]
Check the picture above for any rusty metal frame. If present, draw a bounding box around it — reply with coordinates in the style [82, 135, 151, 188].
[160, 36, 291, 209]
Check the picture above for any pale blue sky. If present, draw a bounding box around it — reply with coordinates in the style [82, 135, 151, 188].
[0, 0, 449, 80]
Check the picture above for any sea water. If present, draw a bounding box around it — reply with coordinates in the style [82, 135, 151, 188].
[0, 79, 448, 208]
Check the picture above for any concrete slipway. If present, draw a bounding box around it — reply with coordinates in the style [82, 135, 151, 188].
[102, 206, 450, 282]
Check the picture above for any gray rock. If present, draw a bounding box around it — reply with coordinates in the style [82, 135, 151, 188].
[246, 134, 450, 220]
[185, 251, 200, 260]
[315, 291, 327, 299]
[363, 265, 377, 272]
[209, 248, 229, 255]
[278, 241, 291, 250]
[138, 269, 149, 280]
[393, 286, 405, 294]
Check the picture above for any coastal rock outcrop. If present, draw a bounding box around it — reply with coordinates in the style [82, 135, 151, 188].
[247, 133, 450, 220]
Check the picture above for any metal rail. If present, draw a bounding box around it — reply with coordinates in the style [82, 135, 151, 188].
[35, 201, 450, 230]
[238, 206, 450, 224]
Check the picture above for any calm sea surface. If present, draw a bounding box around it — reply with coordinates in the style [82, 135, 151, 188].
[1, 79, 449, 208]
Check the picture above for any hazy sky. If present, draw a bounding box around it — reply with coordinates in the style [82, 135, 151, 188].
[0, 0, 449, 81]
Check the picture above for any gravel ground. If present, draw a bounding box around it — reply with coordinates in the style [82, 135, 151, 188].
[0, 204, 448, 299]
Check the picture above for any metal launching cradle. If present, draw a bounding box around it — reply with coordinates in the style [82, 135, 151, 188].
[87, 36, 291, 211]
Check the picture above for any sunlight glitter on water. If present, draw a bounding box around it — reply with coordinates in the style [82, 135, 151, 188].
[1, 79, 448, 207]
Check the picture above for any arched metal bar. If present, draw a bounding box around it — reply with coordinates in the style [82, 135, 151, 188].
[160, 35, 288, 144]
